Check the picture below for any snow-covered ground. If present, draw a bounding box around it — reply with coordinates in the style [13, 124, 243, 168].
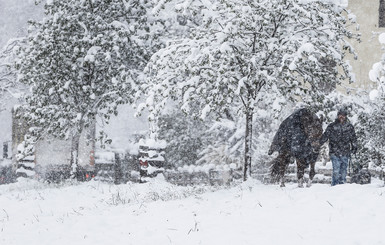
[1, 177, 384, 245]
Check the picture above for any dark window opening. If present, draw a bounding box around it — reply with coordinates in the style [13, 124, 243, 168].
[380, 0, 385, 27]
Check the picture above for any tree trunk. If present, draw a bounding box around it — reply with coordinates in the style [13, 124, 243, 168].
[243, 108, 253, 181]
[70, 130, 82, 179]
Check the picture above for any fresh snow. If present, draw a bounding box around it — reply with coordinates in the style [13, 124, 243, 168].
[0, 177, 384, 245]
[369, 89, 379, 101]
[379, 33, 385, 45]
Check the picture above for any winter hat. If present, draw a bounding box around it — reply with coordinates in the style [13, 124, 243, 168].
[337, 108, 348, 117]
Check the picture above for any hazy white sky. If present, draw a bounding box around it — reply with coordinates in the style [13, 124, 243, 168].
[0, 0, 350, 49]
[0, 0, 43, 48]
[0, 0, 43, 146]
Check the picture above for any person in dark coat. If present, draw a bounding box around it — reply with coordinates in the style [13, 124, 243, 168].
[320, 108, 357, 186]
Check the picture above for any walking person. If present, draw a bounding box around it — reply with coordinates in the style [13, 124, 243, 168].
[320, 108, 357, 186]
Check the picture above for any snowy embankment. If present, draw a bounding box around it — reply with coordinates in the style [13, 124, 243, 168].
[1, 177, 384, 245]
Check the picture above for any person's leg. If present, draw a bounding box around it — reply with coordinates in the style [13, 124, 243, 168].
[330, 155, 341, 186]
[339, 156, 349, 184]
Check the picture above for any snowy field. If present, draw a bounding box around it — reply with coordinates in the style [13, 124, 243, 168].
[1, 177, 385, 245]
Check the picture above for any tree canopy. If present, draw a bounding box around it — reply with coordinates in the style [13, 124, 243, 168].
[141, 0, 359, 180]
[14, 0, 158, 168]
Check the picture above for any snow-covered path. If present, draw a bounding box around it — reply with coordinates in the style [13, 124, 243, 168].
[1, 177, 384, 245]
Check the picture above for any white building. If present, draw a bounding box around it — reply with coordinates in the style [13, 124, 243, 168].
[345, 0, 384, 90]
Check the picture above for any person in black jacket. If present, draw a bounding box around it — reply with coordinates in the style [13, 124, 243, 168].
[320, 108, 357, 186]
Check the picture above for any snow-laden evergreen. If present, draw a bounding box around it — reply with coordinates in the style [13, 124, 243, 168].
[141, 0, 359, 180]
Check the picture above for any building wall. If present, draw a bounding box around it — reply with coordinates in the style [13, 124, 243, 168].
[346, 0, 384, 90]
[34, 126, 95, 170]
[11, 105, 95, 171]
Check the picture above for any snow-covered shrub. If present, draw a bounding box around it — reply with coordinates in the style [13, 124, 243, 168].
[360, 33, 385, 170]
[197, 116, 243, 168]
[196, 93, 292, 173]
[157, 108, 209, 168]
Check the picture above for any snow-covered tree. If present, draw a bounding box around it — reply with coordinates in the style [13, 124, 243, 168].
[0, 38, 26, 111]
[359, 32, 385, 170]
[14, 0, 158, 174]
[157, 108, 209, 167]
[141, 0, 359, 180]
